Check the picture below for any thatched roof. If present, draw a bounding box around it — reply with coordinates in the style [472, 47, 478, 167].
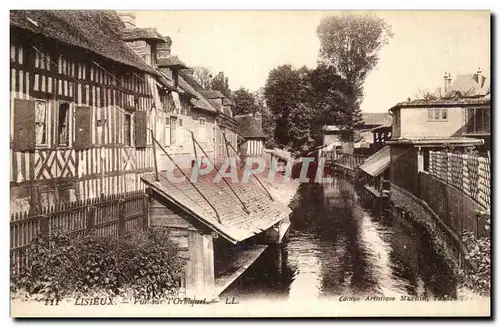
[10, 10, 156, 74]
[122, 27, 171, 43]
[234, 114, 266, 139]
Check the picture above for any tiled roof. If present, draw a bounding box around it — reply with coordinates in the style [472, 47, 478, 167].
[157, 56, 188, 69]
[234, 114, 266, 139]
[122, 27, 170, 43]
[359, 146, 390, 177]
[142, 167, 297, 244]
[10, 10, 156, 74]
[200, 90, 225, 99]
[361, 113, 392, 127]
[390, 96, 490, 112]
[446, 74, 490, 98]
[223, 98, 235, 106]
[387, 137, 484, 146]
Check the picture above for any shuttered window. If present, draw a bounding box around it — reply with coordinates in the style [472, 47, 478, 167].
[35, 100, 48, 146]
[134, 111, 147, 147]
[57, 102, 69, 146]
[170, 117, 177, 145]
[12, 99, 36, 151]
[124, 114, 131, 146]
[74, 106, 92, 150]
[164, 117, 170, 146]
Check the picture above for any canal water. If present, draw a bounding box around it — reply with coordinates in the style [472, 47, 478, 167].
[222, 177, 458, 301]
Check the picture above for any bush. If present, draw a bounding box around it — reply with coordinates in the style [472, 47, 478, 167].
[11, 228, 186, 301]
[456, 210, 491, 296]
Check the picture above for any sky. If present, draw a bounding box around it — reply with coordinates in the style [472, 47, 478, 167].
[133, 10, 490, 113]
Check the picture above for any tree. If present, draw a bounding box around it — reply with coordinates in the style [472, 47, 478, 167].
[254, 87, 277, 148]
[192, 67, 213, 89]
[211, 72, 232, 98]
[316, 13, 393, 139]
[232, 88, 260, 116]
[305, 64, 350, 145]
[264, 65, 308, 149]
[413, 87, 443, 100]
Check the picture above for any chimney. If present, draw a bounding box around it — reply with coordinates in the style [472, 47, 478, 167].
[254, 112, 262, 129]
[443, 72, 452, 94]
[157, 36, 172, 60]
[474, 67, 485, 87]
[117, 12, 136, 29]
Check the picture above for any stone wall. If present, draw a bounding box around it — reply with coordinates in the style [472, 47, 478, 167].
[390, 183, 470, 269]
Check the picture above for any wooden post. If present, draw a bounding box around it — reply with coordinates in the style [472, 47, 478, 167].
[142, 192, 149, 231]
[40, 214, 49, 237]
[118, 199, 126, 237]
[86, 206, 96, 234]
[151, 130, 159, 181]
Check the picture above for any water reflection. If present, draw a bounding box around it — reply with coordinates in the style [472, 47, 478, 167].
[222, 177, 457, 301]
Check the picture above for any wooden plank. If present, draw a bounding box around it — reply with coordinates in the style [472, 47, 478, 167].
[214, 245, 267, 295]
[203, 234, 215, 300]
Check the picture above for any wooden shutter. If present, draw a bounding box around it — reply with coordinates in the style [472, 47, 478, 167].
[135, 110, 147, 147]
[74, 106, 92, 150]
[13, 99, 36, 152]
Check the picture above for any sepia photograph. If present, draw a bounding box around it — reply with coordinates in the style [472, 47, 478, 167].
[8, 9, 491, 318]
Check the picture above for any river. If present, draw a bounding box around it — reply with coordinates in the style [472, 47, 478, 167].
[221, 177, 458, 301]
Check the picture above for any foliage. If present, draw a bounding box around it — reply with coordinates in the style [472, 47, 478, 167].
[11, 228, 185, 301]
[192, 67, 214, 89]
[232, 87, 260, 116]
[254, 87, 277, 148]
[264, 65, 310, 150]
[413, 87, 443, 100]
[211, 72, 232, 98]
[456, 210, 491, 296]
[316, 13, 393, 139]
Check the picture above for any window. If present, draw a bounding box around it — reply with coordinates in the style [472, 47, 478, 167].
[170, 117, 177, 145]
[35, 100, 48, 146]
[427, 108, 448, 121]
[164, 117, 171, 146]
[58, 102, 69, 146]
[124, 114, 131, 146]
[466, 108, 490, 135]
[198, 118, 207, 142]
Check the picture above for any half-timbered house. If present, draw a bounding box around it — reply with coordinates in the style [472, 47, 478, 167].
[10, 10, 240, 214]
[9, 10, 165, 213]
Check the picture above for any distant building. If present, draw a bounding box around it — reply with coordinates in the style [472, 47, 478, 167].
[234, 113, 267, 158]
[322, 112, 392, 158]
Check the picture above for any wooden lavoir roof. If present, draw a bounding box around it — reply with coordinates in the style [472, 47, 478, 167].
[142, 168, 294, 244]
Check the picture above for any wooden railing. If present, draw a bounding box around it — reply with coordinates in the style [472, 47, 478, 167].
[334, 154, 367, 171]
[428, 151, 490, 209]
[10, 190, 149, 275]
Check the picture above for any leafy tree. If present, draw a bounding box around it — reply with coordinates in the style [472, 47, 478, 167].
[316, 13, 393, 140]
[264, 65, 308, 149]
[192, 67, 213, 89]
[232, 87, 260, 116]
[211, 72, 232, 98]
[254, 87, 277, 148]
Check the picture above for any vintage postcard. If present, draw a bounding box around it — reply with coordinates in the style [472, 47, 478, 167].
[9, 10, 491, 317]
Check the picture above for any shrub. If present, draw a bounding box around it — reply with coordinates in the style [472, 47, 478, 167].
[11, 227, 185, 301]
[456, 210, 491, 296]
